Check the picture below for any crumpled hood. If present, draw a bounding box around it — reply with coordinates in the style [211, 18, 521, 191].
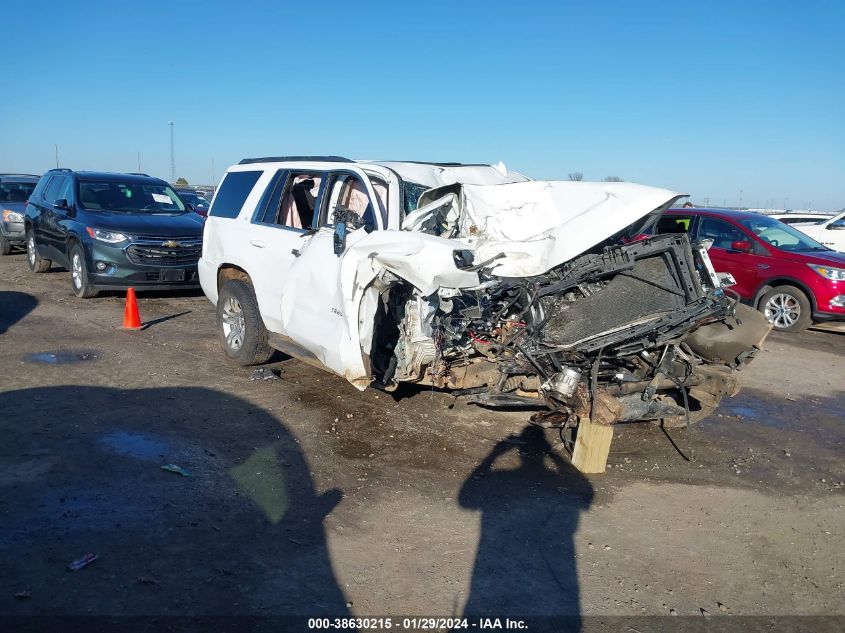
[405, 180, 681, 277]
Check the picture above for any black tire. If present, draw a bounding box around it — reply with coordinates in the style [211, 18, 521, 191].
[0, 235, 11, 256]
[69, 243, 99, 298]
[758, 285, 812, 333]
[216, 278, 274, 366]
[26, 230, 51, 272]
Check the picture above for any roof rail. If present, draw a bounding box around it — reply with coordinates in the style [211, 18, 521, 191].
[128, 172, 150, 177]
[48, 168, 73, 172]
[238, 155, 353, 165]
[0, 173, 40, 178]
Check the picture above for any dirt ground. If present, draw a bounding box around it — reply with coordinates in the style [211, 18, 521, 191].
[0, 249, 843, 624]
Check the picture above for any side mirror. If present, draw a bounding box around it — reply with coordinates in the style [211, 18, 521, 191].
[54, 199, 70, 210]
[730, 240, 752, 253]
[186, 203, 195, 212]
[332, 207, 367, 256]
[333, 220, 348, 256]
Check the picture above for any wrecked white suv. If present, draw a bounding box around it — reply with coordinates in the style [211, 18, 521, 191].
[199, 156, 770, 430]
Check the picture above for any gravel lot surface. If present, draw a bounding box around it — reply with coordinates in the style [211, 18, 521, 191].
[1, 250, 842, 622]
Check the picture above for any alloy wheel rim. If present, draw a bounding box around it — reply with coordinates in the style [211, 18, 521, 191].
[71, 254, 82, 289]
[764, 293, 800, 329]
[221, 297, 246, 351]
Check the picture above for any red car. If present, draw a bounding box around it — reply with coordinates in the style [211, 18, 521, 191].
[656, 208, 845, 332]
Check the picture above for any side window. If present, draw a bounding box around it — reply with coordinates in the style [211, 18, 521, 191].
[209, 171, 262, 219]
[43, 176, 65, 205]
[56, 177, 73, 203]
[698, 217, 746, 250]
[268, 172, 323, 230]
[654, 215, 692, 234]
[370, 176, 388, 227]
[320, 173, 376, 228]
[828, 217, 845, 230]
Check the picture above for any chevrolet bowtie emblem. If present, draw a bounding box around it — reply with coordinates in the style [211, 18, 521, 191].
[162, 240, 180, 248]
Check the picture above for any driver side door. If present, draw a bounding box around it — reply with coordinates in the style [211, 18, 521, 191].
[279, 168, 382, 377]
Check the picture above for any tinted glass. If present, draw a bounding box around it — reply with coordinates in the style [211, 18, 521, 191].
[209, 171, 262, 219]
[77, 181, 186, 213]
[253, 170, 287, 224]
[698, 217, 746, 249]
[0, 181, 36, 202]
[43, 176, 64, 204]
[655, 215, 692, 234]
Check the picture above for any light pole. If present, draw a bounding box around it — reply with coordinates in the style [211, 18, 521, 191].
[169, 121, 175, 183]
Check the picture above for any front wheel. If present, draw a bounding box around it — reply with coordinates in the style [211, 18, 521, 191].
[759, 285, 812, 333]
[69, 243, 99, 298]
[216, 279, 274, 366]
[26, 230, 51, 272]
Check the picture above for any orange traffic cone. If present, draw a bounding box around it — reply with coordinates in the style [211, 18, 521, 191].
[123, 288, 142, 330]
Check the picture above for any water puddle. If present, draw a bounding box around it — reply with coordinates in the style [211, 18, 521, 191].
[98, 431, 169, 461]
[26, 350, 101, 364]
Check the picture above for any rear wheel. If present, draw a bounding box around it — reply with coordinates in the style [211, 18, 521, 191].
[216, 279, 274, 366]
[26, 230, 51, 272]
[759, 285, 812, 333]
[69, 243, 99, 298]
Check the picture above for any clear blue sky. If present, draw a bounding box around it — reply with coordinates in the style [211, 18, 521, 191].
[2, 0, 843, 210]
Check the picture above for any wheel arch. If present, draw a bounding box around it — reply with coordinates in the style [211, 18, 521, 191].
[753, 277, 817, 313]
[217, 263, 251, 291]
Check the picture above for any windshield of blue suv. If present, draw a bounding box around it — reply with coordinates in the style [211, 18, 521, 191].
[739, 215, 830, 252]
[77, 181, 187, 213]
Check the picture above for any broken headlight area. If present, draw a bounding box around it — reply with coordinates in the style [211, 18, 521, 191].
[370, 233, 770, 430]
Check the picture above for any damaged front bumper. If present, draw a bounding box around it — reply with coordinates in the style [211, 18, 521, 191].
[372, 233, 771, 428]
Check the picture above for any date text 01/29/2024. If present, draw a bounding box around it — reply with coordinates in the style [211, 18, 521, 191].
[307, 617, 528, 630]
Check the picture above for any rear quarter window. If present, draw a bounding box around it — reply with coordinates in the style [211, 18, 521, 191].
[209, 171, 262, 219]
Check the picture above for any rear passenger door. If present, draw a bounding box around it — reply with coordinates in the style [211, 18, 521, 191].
[695, 216, 768, 299]
[243, 169, 326, 334]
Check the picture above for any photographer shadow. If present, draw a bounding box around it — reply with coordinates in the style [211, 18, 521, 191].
[459, 425, 594, 620]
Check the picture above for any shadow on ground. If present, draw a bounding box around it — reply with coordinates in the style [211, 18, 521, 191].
[0, 291, 38, 335]
[0, 386, 350, 616]
[459, 425, 593, 621]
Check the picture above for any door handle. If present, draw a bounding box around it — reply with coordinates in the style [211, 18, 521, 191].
[291, 248, 301, 257]
[756, 264, 769, 270]
[249, 239, 266, 248]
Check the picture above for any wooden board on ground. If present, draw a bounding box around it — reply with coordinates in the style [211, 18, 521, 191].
[571, 419, 614, 474]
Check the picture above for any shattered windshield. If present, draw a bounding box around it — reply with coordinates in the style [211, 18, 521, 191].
[739, 215, 829, 252]
[402, 181, 429, 214]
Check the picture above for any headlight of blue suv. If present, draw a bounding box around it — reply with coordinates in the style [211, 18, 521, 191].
[2, 209, 24, 222]
[86, 227, 129, 244]
[808, 264, 845, 281]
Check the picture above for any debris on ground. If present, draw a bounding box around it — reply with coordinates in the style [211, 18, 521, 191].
[14, 591, 31, 599]
[68, 553, 98, 571]
[136, 576, 159, 585]
[161, 464, 192, 477]
[250, 368, 280, 381]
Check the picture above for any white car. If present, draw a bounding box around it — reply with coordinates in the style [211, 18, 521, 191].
[199, 156, 769, 430]
[766, 212, 833, 226]
[790, 210, 845, 252]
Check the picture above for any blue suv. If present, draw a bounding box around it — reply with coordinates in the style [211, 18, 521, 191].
[25, 170, 205, 298]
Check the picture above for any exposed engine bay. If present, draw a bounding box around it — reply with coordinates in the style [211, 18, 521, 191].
[369, 231, 771, 433]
